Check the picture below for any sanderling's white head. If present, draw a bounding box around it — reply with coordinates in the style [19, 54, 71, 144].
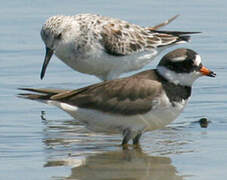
[40, 15, 73, 79]
[41, 16, 67, 49]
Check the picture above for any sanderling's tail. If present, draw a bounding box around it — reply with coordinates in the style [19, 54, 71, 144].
[149, 30, 201, 46]
[149, 30, 201, 36]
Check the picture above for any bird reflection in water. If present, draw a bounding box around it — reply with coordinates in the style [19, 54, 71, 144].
[47, 149, 184, 180]
[41, 112, 187, 180]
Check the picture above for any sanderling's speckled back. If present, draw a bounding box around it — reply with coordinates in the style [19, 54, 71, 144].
[40, 14, 199, 81]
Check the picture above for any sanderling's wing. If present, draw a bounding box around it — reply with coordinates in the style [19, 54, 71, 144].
[99, 22, 147, 56]
[100, 21, 199, 56]
[98, 15, 179, 56]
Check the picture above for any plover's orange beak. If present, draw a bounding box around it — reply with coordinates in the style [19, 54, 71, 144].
[200, 66, 216, 77]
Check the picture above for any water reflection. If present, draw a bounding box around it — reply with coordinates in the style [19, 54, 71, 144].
[65, 149, 183, 180]
[40, 111, 197, 180]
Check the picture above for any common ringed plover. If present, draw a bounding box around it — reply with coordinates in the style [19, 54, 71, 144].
[20, 48, 215, 145]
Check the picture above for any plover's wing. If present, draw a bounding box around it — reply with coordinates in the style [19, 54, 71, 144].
[19, 78, 162, 115]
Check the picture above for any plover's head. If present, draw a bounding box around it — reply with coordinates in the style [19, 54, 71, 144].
[157, 48, 216, 86]
[40, 15, 67, 79]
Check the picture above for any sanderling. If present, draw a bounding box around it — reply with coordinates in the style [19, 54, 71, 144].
[40, 13, 200, 81]
[20, 48, 215, 145]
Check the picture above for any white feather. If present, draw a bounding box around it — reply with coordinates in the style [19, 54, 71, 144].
[194, 54, 202, 66]
[46, 92, 187, 134]
[157, 66, 201, 86]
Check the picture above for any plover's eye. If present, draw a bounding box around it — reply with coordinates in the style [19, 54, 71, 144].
[183, 60, 194, 70]
[192, 62, 202, 71]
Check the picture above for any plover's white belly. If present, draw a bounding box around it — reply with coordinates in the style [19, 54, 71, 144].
[48, 99, 187, 133]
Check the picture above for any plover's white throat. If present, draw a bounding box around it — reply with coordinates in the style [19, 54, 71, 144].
[20, 48, 216, 145]
[40, 14, 200, 81]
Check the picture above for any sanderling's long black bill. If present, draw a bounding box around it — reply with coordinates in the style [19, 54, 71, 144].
[40, 47, 54, 79]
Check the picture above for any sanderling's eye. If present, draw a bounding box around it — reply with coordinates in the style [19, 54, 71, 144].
[55, 33, 62, 40]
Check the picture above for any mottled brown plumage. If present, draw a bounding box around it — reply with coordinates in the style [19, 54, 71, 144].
[100, 24, 195, 56]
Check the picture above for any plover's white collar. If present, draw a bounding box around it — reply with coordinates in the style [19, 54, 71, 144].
[157, 66, 201, 86]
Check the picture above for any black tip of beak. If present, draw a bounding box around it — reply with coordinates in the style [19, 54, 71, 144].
[40, 68, 45, 80]
[40, 47, 53, 80]
[208, 71, 216, 77]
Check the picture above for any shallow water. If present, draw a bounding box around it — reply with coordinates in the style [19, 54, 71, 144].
[1, 0, 227, 179]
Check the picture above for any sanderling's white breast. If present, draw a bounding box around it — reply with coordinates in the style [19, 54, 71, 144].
[40, 14, 199, 81]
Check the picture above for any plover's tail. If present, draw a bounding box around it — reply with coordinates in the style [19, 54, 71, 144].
[18, 88, 66, 101]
